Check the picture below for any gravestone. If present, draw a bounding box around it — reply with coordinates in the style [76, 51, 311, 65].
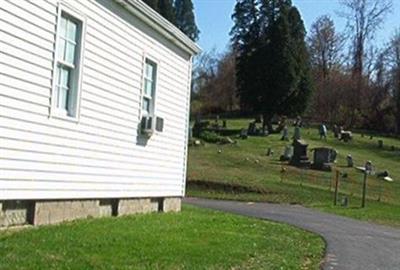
[188, 127, 193, 140]
[346, 154, 353, 167]
[311, 147, 337, 171]
[340, 131, 352, 142]
[290, 139, 311, 167]
[319, 124, 327, 140]
[240, 128, 248, 139]
[280, 145, 293, 161]
[247, 122, 257, 135]
[281, 126, 289, 141]
[333, 125, 340, 138]
[293, 126, 301, 140]
[378, 140, 383, 148]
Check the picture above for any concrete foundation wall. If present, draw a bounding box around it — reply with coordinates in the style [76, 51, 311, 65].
[163, 197, 182, 212]
[0, 197, 182, 227]
[118, 198, 160, 216]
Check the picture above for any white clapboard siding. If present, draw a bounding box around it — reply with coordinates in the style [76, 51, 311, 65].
[0, 0, 194, 200]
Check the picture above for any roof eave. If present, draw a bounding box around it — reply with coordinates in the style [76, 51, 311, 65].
[115, 0, 201, 56]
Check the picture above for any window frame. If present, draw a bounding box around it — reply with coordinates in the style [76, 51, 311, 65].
[50, 2, 86, 122]
[140, 55, 159, 119]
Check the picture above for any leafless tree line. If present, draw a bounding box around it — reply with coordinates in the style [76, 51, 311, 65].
[307, 0, 400, 134]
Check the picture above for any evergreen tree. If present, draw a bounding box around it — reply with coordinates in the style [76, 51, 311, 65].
[230, 0, 260, 112]
[143, 0, 160, 12]
[230, 0, 312, 131]
[158, 0, 176, 24]
[174, 0, 200, 41]
[282, 6, 312, 115]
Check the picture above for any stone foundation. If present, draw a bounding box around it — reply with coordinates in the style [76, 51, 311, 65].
[0, 197, 182, 227]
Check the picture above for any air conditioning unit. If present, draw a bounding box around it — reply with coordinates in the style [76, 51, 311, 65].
[140, 116, 164, 138]
[140, 116, 154, 137]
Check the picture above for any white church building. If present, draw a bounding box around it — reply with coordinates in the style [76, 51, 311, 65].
[0, 0, 200, 226]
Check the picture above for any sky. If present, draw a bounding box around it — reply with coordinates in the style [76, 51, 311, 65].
[193, 0, 400, 54]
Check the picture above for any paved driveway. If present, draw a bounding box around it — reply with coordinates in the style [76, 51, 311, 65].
[184, 198, 400, 270]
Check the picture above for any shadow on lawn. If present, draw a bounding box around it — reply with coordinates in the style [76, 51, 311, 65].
[187, 179, 278, 195]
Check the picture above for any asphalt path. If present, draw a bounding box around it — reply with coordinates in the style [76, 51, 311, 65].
[184, 197, 400, 270]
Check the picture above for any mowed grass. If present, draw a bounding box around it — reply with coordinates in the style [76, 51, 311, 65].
[187, 119, 400, 227]
[0, 206, 324, 270]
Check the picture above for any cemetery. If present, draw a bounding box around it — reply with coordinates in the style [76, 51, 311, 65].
[188, 118, 400, 227]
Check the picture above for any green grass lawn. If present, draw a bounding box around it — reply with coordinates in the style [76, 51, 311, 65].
[0, 206, 324, 270]
[187, 119, 400, 227]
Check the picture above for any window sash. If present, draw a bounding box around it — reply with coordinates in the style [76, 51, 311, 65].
[142, 60, 157, 117]
[53, 10, 83, 118]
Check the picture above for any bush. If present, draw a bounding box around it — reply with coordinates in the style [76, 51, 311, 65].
[198, 131, 235, 145]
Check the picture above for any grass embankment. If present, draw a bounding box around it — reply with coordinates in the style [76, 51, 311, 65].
[187, 119, 400, 227]
[0, 206, 324, 270]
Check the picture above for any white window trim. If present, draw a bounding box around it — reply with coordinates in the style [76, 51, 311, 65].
[139, 53, 160, 121]
[50, 1, 87, 123]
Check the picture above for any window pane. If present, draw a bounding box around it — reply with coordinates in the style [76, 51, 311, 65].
[142, 98, 150, 113]
[146, 63, 154, 79]
[144, 79, 153, 96]
[65, 42, 76, 64]
[59, 16, 67, 38]
[67, 19, 78, 41]
[58, 67, 70, 88]
[57, 38, 66, 60]
[57, 87, 69, 110]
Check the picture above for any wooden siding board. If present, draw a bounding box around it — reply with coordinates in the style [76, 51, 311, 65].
[0, 0, 192, 200]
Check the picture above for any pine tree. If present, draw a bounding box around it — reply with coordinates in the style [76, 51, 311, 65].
[282, 6, 312, 115]
[158, 0, 176, 24]
[174, 0, 200, 41]
[230, 0, 312, 131]
[230, 0, 260, 112]
[143, 0, 160, 12]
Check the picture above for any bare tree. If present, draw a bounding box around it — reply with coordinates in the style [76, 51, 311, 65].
[338, 0, 392, 126]
[308, 15, 344, 79]
[213, 52, 238, 112]
[191, 49, 238, 115]
[386, 29, 400, 133]
[339, 0, 392, 77]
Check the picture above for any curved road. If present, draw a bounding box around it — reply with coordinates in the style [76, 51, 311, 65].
[184, 198, 400, 270]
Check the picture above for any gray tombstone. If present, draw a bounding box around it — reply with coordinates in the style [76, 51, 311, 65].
[346, 155, 353, 167]
[281, 126, 289, 141]
[188, 126, 193, 140]
[312, 147, 337, 171]
[293, 126, 301, 140]
[280, 145, 293, 161]
[240, 128, 248, 139]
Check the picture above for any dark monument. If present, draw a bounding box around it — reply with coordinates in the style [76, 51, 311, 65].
[290, 139, 311, 167]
